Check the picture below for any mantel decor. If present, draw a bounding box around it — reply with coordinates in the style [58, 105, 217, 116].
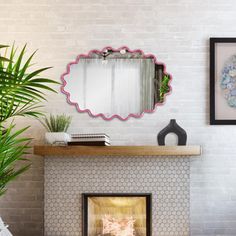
[61, 46, 172, 121]
[40, 114, 72, 145]
[157, 119, 187, 145]
[210, 38, 236, 124]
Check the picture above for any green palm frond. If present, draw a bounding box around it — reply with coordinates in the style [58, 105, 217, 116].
[0, 125, 31, 196]
[0, 44, 60, 124]
[0, 43, 60, 196]
[0, 45, 10, 63]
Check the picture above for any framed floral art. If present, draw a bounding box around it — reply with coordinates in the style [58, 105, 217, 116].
[210, 38, 236, 124]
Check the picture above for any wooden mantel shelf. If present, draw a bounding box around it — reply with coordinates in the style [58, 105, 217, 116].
[34, 145, 201, 157]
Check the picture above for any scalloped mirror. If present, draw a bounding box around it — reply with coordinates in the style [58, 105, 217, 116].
[61, 47, 172, 120]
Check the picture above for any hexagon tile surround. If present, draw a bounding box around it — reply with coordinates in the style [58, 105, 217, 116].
[45, 156, 190, 236]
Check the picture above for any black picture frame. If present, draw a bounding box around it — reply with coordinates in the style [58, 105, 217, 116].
[210, 37, 236, 125]
[82, 193, 152, 236]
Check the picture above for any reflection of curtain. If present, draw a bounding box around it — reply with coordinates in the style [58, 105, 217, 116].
[112, 58, 155, 115]
[140, 59, 155, 111]
[112, 59, 141, 116]
[66, 58, 155, 117]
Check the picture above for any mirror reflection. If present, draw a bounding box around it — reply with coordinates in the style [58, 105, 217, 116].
[61, 47, 171, 120]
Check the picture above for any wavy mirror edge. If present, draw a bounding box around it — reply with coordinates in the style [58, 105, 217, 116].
[60, 46, 172, 121]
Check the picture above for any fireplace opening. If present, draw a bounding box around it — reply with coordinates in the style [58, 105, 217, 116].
[82, 193, 152, 236]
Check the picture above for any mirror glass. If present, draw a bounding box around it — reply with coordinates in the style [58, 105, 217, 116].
[61, 47, 171, 120]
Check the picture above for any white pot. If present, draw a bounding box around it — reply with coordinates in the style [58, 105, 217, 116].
[0, 217, 13, 236]
[45, 132, 70, 145]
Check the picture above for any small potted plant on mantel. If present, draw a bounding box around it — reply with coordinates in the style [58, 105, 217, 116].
[40, 114, 72, 145]
[0, 44, 58, 235]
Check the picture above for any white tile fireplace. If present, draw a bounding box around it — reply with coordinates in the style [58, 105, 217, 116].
[44, 156, 190, 236]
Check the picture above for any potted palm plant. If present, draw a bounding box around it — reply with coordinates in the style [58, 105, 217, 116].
[0, 44, 59, 235]
[40, 114, 72, 144]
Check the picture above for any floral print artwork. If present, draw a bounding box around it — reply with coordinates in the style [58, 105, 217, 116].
[221, 55, 236, 107]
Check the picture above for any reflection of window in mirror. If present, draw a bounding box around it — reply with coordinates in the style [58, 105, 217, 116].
[61, 47, 171, 120]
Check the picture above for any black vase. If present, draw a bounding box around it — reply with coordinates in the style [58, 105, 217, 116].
[157, 119, 187, 146]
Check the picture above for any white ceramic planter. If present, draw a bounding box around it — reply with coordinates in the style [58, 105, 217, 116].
[45, 132, 70, 145]
[0, 217, 12, 236]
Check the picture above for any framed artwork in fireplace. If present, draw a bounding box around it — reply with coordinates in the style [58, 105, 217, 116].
[210, 37, 236, 124]
[82, 193, 152, 236]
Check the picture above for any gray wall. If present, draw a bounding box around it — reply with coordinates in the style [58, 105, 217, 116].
[0, 0, 236, 235]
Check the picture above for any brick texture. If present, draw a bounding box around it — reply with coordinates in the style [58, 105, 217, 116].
[0, 155, 44, 236]
[1, 0, 236, 235]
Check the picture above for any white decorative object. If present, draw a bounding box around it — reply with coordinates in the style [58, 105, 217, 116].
[0, 217, 13, 236]
[45, 132, 70, 145]
[120, 49, 127, 54]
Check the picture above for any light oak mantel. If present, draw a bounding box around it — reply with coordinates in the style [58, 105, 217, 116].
[34, 145, 201, 157]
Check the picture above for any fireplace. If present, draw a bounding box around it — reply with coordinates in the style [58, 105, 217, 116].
[82, 193, 152, 236]
[44, 157, 190, 236]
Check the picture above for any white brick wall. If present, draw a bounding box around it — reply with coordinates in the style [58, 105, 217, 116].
[1, 0, 236, 235]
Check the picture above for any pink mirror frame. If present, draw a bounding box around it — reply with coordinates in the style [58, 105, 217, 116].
[61, 46, 172, 121]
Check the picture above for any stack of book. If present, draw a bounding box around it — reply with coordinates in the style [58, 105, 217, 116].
[68, 133, 110, 146]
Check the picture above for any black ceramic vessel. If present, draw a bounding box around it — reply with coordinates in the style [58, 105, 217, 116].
[157, 119, 187, 146]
